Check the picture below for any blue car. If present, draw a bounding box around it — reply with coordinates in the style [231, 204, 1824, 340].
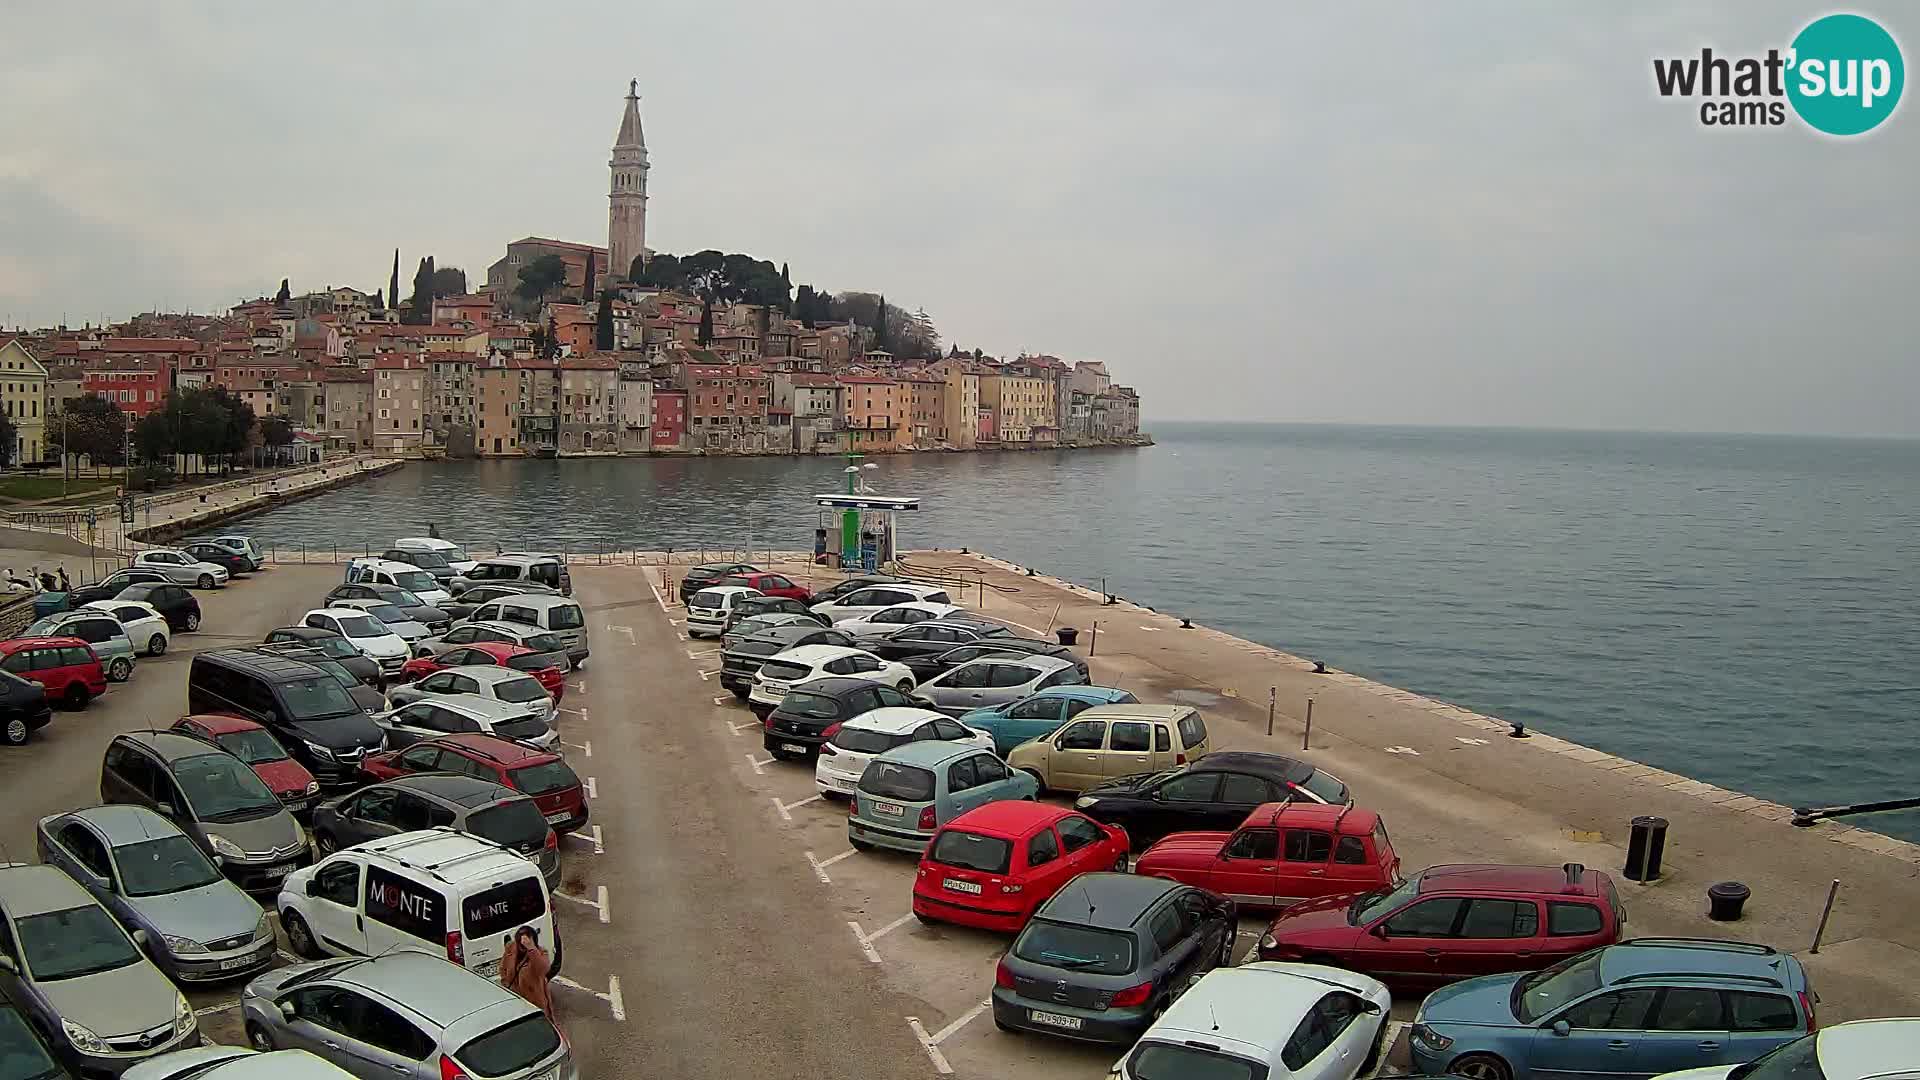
[1409, 937, 1815, 1080]
[847, 740, 1039, 854]
[959, 686, 1138, 755]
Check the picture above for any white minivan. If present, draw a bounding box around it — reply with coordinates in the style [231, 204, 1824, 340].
[464, 593, 590, 665]
[276, 829, 560, 981]
[393, 536, 476, 575]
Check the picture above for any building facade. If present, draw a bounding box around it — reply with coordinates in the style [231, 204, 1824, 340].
[840, 376, 907, 451]
[0, 339, 48, 464]
[650, 389, 687, 450]
[371, 356, 426, 454]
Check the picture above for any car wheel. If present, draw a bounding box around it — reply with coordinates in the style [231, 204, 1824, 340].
[314, 831, 338, 856]
[850, 837, 873, 852]
[914, 909, 938, 926]
[895, 680, 913, 692]
[768, 749, 793, 762]
[108, 657, 132, 682]
[147, 633, 167, 656]
[1112, 852, 1129, 873]
[1019, 768, 1045, 792]
[1217, 929, 1236, 967]
[731, 688, 749, 701]
[282, 911, 320, 959]
[184, 612, 201, 631]
[198, 574, 214, 589]
[246, 1021, 276, 1052]
[1449, 1053, 1514, 1080]
[3, 717, 27, 746]
[62, 684, 88, 710]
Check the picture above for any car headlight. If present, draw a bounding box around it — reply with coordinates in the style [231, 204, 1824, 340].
[256, 912, 275, 940]
[1073, 796, 1099, 809]
[1411, 1024, 1452, 1052]
[1260, 931, 1278, 950]
[304, 781, 320, 795]
[302, 740, 335, 760]
[206, 833, 245, 859]
[62, 1018, 106, 1052]
[163, 933, 210, 956]
[174, 993, 195, 1038]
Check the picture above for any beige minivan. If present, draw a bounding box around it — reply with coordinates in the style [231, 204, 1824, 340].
[1006, 703, 1212, 793]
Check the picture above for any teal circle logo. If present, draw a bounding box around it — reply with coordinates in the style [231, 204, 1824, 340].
[1787, 14, 1904, 135]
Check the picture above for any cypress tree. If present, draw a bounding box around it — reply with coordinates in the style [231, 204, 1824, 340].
[275, 279, 290, 304]
[595, 293, 615, 351]
[698, 296, 713, 345]
[389, 249, 400, 312]
[583, 255, 597, 300]
[872, 294, 889, 352]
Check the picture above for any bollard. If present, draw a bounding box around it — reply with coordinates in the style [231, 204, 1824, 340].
[1088, 621, 1099, 656]
[1055, 627, 1079, 647]
[1266, 687, 1276, 737]
[1624, 816, 1669, 882]
[1809, 879, 1840, 953]
[1707, 881, 1750, 921]
[1303, 697, 1313, 749]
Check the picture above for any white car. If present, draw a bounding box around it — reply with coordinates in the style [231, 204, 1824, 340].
[131, 548, 229, 589]
[123, 1046, 356, 1079]
[748, 644, 916, 711]
[686, 584, 763, 638]
[372, 693, 555, 750]
[329, 598, 431, 645]
[1111, 962, 1392, 1080]
[394, 535, 477, 575]
[390, 665, 557, 724]
[829, 601, 966, 637]
[809, 582, 952, 624]
[1649, 1018, 1920, 1080]
[300, 607, 411, 676]
[813, 706, 991, 798]
[81, 599, 171, 656]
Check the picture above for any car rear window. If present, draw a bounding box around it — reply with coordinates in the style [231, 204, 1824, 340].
[859, 761, 936, 802]
[522, 632, 566, 654]
[1177, 713, 1207, 750]
[364, 866, 447, 942]
[831, 726, 908, 754]
[509, 759, 579, 796]
[506, 653, 562, 674]
[546, 604, 584, 630]
[1297, 769, 1349, 804]
[463, 876, 548, 938]
[778, 692, 840, 720]
[690, 589, 728, 608]
[455, 1013, 562, 1078]
[929, 830, 1012, 874]
[494, 677, 549, 704]
[1012, 919, 1135, 976]
[1126, 1042, 1268, 1080]
[466, 801, 550, 850]
[758, 660, 813, 681]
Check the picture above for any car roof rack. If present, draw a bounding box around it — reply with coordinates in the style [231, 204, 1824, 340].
[1620, 937, 1778, 955]
[1614, 971, 1785, 989]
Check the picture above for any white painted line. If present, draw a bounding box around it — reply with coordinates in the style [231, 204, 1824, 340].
[551, 974, 626, 1021]
[728, 721, 759, 737]
[906, 1018, 953, 1075]
[848, 920, 885, 964]
[771, 793, 822, 822]
[583, 776, 597, 799]
[805, 848, 856, 882]
[668, 618, 682, 626]
[712, 695, 730, 706]
[676, 632, 688, 641]
[556, 707, 586, 718]
[1384, 745, 1421, 755]
[554, 885, 611, 924]
[647, 578, 669, 611]
[746, 753, 775, 774]
[928, 998, 992, 1046]
[605, 624, 636, 643]
[194, 999, 241, 1018]
[1455, 736, 1489, 745]
[1139, 626, 1162, 632]
[686, 648, 719, 660]
[561, 824, 604, 854]
[561, 739, 592, 756]
[864, 911, 914, 944]
[697, 668, 720, 680]
[594, 883, 609, 924]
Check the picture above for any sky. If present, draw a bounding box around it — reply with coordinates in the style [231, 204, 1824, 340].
[3, 3, 1915, 437]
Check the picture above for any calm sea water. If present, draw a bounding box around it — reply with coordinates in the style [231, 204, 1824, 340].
[239, 424, 1920, 841]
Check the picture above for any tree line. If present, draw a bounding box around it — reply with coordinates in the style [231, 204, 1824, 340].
[47, 389, 289, 487]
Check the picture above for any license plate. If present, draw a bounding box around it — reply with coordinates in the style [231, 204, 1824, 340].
[943, 878, 982, 894]
[475, 959, 501, 979]
[544, 811, 569, 824]
[781, 742, 807, 753]
[873, 801, 904, 818]
[829, 776, 855, 791]
[264, 862, 295, 877]
[218, 954, 258, 971]
[1028, 1010, 1083, 1031]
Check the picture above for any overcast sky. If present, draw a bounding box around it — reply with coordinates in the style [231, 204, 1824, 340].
[3, 3, 1914, 436]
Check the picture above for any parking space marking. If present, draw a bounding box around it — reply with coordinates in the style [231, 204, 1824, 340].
[604, 624, 636, 643]
[561, 739, 592, 757]
[728, 718, 760, 736]
[647, 577, 669, 611]
[194, 999, 242, 1018]
[848, 912, 915, 963]
[697, 668, 720, 680]
[1384, 745, 1421, 755]
[906, 998, 991, 1076]
[676, 631, 689, 640]
[557, 706, 586, 718]
[712, 695, 730, 706]
[1455, 736, 1489, 745]
[555, 884, 611, 924]
[772, 793, 823, 822]
[552, 974, 626, 1022]
[562, 824, 605, 854]
[583, 776, 597, 799]
[668, 618, 682, 626]
[746, 753, 776, 774]
[686, 648, 719, 660]
[805, 848, 856, 883]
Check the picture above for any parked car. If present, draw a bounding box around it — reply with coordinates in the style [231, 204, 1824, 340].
[1134, 801, 1399, 910]
[809, 573, 907, 605]
[915, 654, 1086, 717]
[274, 830, 557, 980]
[398, 642, 566, 702]
[24, 609, 137, 682]
[320, 583, 450, 633]
[990, 873, 1237, 1044]
[240, 950, 570, 1079]
[1646, 1019, 1920, 1080]
[421, 621, 573, 665]
[66, 567, 172, 607]
[253, 644, 388, 715]
[0, 637, 106, 709]
[378, 547, 460, 586]
[717, 570, 813, 602]
[829, 601, 976, 638]
[761, 677, 926, 759]
[36, 804, 276, 984]
[1113, 962, 1393, 1080]
[100, 731, 310, 894]
[1009, 703, 1213, 794]
[1262, 863, 1625, 987]
[726, 595, 825, 631]
[719, 624, 857, 698]
[299, 608, 411, 675]
[815, 707, 993, 798]
[448, 582, 559, 610]
[848, 740, 1038, 854]
[1074, 750, 1354, 847]
[342, 557, 450, 606]
[195, 535, 264, 566]
[392, 535, 477, 575]
[959, 686, 1139, 755]
[131, 549, 229, 589]
[809, 582, 953, 624]
[124, 1046, 357, 1079]
[78, 599, 172, 658]
[327, 599, 430, 649]
[912, 802, 1131, 932]
[171, 714, 321, 813]
[749, 643, 917, 716]
[462, 554, 568, 596]
[851, 618, 1012, 662]
[188, 650, 387, 786]
[178, 541, 255, 578]
[460, 594, 588, 665]
[0, 983, 70, 1080]
[260, 627, 381, 687]
[677, 561, 759, 603]
[372, 694, 555, 751]
[310, 774, 559, 886]
[116, 582, 202, 634]
[903, 638, 1091, 684]
[685, 585, 763, 639]
[0, 668, 52, 746]
[0, 864, 199, 1073]
[1407, 937, 1815, 1080]
[390, 664, 554, 720]
[359, 733, 587, 833]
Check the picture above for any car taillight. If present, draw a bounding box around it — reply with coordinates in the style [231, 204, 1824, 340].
[438, 1054, 469, 1080]
[994, 960, 1016, 989]
[849, 796, 858, 815]
[763, 714, 775, 731]
[1175, 753, 1186, 765]
[822, 722, 842, 741]
[1108, 980, 1153, 1009]
[1799, 990, 1817, 1030]
[545, 829, 558, 850]
[918, 806, 937, 830]
[445, 930, 464, 965]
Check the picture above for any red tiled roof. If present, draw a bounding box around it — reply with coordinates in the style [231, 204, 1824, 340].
[99, 337, 198, 353]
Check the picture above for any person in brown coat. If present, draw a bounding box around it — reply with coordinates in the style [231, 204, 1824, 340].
[499, 926, 556, 1023]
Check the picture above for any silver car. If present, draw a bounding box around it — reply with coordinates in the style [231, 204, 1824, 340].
[125, 1045, 358, 1079]
[241, 951, 575, 1079]
[420, 621, 573, 667]
[25, 609, 139, 682]
[389, 666, 556, 724]
[36, 804, 275, 984]
[372, 693, 555, 750]
[912, 653, 1088, 715]
[131, 549, 230, 589]
[0, 864, 198, 1073]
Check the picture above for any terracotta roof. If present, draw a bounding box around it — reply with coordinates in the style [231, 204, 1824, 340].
[99, 337, 198, 353]
[558, 356, 618, 370]
[838, 375, 897, 385]
[371, 355, 420, 370]
[508, 237, 608, 256]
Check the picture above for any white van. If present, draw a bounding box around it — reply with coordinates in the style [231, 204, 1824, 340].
[461, 555, 570, 597]
[394, 536, 476, 575]
[345, 557, 452, 606]
[276, 829, 559, 981]
[464, 593, 590, 665]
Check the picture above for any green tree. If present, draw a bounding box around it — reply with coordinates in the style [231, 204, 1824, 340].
[389, 249, 401, 311]
[132, 410, 174, 464]
[515, 255, 568, 304]
[872, 293, 890, 352]
[275, 278, 290, 304]
[793, 285, 817, 328]
[583, 256, 597, 300]
[595, 293, 615, 351]
[697, 295, 713, 345]
[0, 411, 16, 467]
[430, 265, 467, 297]
[373, 287, 384, 310]
[63, 394, 128, 471]
[260, 416, 294, 463]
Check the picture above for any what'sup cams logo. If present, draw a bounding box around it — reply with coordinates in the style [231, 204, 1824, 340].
[1653, 13, 1904, 135]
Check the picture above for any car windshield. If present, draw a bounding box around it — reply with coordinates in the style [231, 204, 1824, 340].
[335, 615, 385, 637]
[282, 674, 361, 720]
[176, 753, 285, 821]
[510, 759, 579, 795]
[308, 636, 358, 659]
[115, 834, 225, 897]
[929, 830, 1012, 874]
[467, 800, 550, 850]
[409, 551, 450, 569]
[547, 604, 584, 630]
[457, 1013, 561, 1078]
[442, 546, 469, 562]
[1351, 875, 1420, 925]
[778, 692, 840, 720]
[0, 1006, 62, 1080]
[1514, 950, 1606, 1022]
[1297, 769, 1349, 804]
[495, 677, 548, 704]
[858, 761, 935, 802]
[215, 728, 288, 764]
[17, 905, 142, 980]
[390, 589, 425, 606]
[1737, 1034, 1823, 1080]
[832, 726, 908, 754]
[1012, 918, 1136, 975]
[1127, 1042, 1267, 1080]
[306, 659, 359, 688]
[363, 604, 409, 623]
[393, 571, 437, 592]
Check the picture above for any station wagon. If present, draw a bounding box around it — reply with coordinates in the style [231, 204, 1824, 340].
[848, 740, 1038, 854]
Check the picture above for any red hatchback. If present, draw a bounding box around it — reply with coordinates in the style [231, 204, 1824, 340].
[1134, 802, 1399, 910]
[1257, 862, 1625, 987]
[0, 637, 107, 709]
[719, 571, 812, 602]
[360, 732, 589, 832]
[171, 713, 320, 813]
[912, 802, 1130, 932]
[399, 642, 566, 702]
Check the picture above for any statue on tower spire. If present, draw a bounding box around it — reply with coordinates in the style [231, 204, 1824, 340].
[629, 78, 637, 97]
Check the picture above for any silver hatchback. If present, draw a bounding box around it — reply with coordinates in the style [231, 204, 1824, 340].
[242, 951, 576, 1079]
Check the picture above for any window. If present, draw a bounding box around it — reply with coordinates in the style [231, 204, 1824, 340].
[1218, 773, 1274, 805]
[1334, 836, 1368, 864]
[1726, 992, 1800, 1032]
[1281, 1006, 1334, 1070]
[1157, 772, 1220, 803]
[1223, 829, 1279, 860]
[1109, 722, 1150, 752]
[987, 664, 1036, 688]
[1026, 830, 1058, 866]
[313, 860, 359, 906]
[1177, 713, 1208, 749]
[1650, 988, 1727, 1031]
[1283, 830, 1333, 863]
[1007, 697, 1060, 721]
[1147, 905, 1184, 952]
[1057, 721, 1105, 750]
[346, 995, 435, 1059]
[947, 756, 978, 792]
[1383, 898, 1464, 937]
[1560, 988, 1657, 1030]
[1460, 898, 1539, 939]
[352, 787, 402, 827]
[57, 823, 112, 879]
[1057, 816, 1106, 853]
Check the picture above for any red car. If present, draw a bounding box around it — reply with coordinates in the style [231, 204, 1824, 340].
[911, 802, 1129, 932]
[1257, 862, 1625, 986]
[1134, 802, 1399, 911]
[399, 642, 566, 702]
[719, 571, 812, 602]
[171, 713, 320, 813]
[360, 732, 589, 832]
[0, 637, 108, 709]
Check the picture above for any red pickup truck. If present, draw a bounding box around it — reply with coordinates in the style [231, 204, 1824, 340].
[1132, 801, 1399, 910]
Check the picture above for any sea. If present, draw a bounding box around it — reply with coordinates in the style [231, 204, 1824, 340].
[235, 423, 1920, 842]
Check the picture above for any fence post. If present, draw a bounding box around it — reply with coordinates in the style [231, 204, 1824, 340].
[1267, 687, 1276, 737]
[1303, 698, 1314, 750]
[1809, 879, 1841, 953]
[1089, 620, 1098, 656]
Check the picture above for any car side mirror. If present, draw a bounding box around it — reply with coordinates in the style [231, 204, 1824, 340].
[1551, 1020, 1571, 1038]
[278, 1001, 296, 1021]
[1360, 999, 1383, 1015]
[156, 802, 176, 818]
[131, 929, 149, 949]
[0, 956, 14, 974]
[305, 879, 321, 897]
[1371, 923, 1390, 938]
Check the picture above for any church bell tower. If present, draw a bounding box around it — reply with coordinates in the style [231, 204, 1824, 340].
[607, 79, 649, 285]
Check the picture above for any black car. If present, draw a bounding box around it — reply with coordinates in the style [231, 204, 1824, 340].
[1071, 752, 1355, 849]
[322, 582, 452, 632]
[904, 639, 1091, 683]
[720, 625, 857, 698]
[853, 619, 1013, 662]
[0, 982, 73, 1079]
[64, 567, 170, 607]
[257, 643, 387, 714]
[311, 774, 559, 886]
[727, 595, 827, 631]
[261, 626, 383, 687]
[677, 562, 760, 603]
[991, 873, 1236, 1044]
[179, 540, 255, 576]
[0, 668, 53, 746]
[763, 675, 922, 759]
[811, 573, 907, 605]
[188, 649, 385, 785]
[113, 581, 200, 632]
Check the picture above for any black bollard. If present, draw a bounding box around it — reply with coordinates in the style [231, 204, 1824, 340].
[1056, 627, 1079, 647]
[1624, 816, 1669, 882]
[1707, 881, 1750, 921]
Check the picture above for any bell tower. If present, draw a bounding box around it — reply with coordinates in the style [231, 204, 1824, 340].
[607, 79, 649, 285]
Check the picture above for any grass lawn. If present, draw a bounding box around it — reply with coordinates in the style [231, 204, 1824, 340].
[0, 473, 121, 502]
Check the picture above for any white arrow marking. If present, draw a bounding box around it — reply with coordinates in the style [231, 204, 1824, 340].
[1455, 737, 1490, 745]
[1384, 745, 1421, 755]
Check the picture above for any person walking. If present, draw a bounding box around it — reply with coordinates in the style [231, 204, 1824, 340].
[499, 925, 556, 1023]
